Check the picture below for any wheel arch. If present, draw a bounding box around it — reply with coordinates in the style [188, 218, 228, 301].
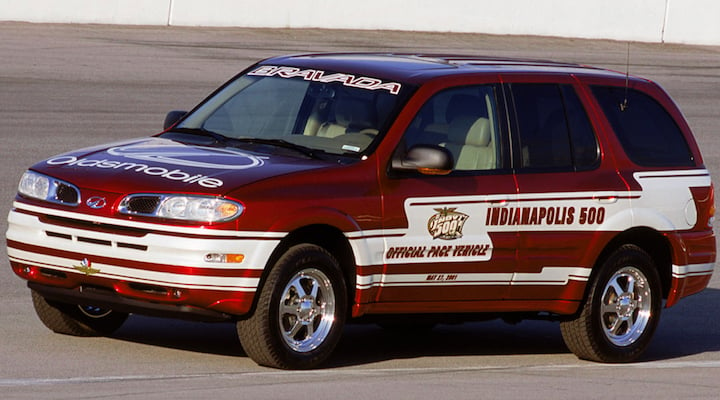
[245, 223, 357, 319]
[591, 227, 673, 299]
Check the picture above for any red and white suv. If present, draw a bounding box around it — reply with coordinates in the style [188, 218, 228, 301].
[7, 53, 715, 369]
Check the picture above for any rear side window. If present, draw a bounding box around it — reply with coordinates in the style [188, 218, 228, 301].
[591, 86, 694, 167]
[510, 83, 599, 171]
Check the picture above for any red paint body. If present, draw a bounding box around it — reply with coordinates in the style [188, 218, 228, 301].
[7, 54, 715, 325]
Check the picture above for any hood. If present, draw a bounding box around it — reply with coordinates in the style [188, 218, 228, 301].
[30, 137, 332, 196]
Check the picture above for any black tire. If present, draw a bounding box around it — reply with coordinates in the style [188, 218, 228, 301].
[31, 290, 128, 337]
[560, 244, 662, 362]
[237, 244, 347, 369]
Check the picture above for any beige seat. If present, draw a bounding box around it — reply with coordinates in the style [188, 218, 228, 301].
[317, 98, 377, 138]
[442, 116, 495, 170]
[423, 94, 486, 137]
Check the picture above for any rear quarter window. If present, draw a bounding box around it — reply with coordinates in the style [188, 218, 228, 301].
[591, 85, 694, 167]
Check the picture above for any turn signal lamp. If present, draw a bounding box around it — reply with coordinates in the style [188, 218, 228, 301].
[205, 253, 245, 263]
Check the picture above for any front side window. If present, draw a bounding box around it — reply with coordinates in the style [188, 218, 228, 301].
[172, 65, 412, 157]
[398, 85, 504, 172]
[510, 83, 599, 171]
[591, 85, 694, 167]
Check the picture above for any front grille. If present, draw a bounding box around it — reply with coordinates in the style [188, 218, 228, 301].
[44, 229, 148, 251]
[121, 195, 161, 215]
[46, 231, 72, 240]
[55, 183, 79, 204]
[77, 237, 112, 246]
[41, 215, 149, 237]
[128, 282, 169, 296]
[39, 268, 67, 279]
[117, 242, 149, 251]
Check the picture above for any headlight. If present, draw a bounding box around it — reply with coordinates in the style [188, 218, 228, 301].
[18, 171, 80, 205]
[119, 194, 243, 223]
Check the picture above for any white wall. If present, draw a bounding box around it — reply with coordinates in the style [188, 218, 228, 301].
[664, 0, 720, 46]
[0, 0, 171, 25]
[1, 0, 718, 46]
[169, 0, 668, 43]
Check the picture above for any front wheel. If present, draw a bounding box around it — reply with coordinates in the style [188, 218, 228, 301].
[237, 244, 347, 369]
[31, 290, 128, 336]
[560, 244, 662, 362]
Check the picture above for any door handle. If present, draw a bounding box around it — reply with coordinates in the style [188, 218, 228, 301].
[489, 195, 512, 206]
[593, 193, 619, 204]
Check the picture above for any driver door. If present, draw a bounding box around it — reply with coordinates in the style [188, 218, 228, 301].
[377, 84, 519, 309]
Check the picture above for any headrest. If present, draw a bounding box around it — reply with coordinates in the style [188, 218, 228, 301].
[446, 94, 487, 122]
[334, 98, 375, 127]
[449, 116, 492, 147]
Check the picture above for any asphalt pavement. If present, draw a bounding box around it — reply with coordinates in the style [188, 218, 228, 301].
[1, 22, 720, 399]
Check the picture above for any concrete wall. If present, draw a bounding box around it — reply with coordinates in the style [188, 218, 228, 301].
[1, 0, 718, 46]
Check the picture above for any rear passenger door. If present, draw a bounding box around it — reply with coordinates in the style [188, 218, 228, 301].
[503, 79, 630, 305]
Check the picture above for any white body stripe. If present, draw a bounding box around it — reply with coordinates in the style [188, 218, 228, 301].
[510, 267, 592, 285]
[672, 263, 715, 278]
[8, 169, 712, 298]
[632, 170, 712, 230]
[347, 170, 710, 269]
[6, 207, 280, 292]
[8, 248, 259, 291]
[356, 267, 592, 290]
[12, 202, 286, 238]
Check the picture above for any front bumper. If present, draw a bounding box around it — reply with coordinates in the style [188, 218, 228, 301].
[27, 281, 233, 322]
[7, 202, 283, 317]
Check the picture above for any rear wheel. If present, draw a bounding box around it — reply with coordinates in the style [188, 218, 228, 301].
[560, 245, 662, 362]
[31, 290, 128, 336]
[237, 244, 347, 369]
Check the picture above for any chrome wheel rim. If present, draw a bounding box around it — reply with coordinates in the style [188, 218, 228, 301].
[600, 266, 652, 347]
[279, 268, 336, 353]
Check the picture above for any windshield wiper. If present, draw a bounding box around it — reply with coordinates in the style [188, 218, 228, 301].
[166, 127, 233, 145]
[164, 130, 325, 160]
[232, 138, 324, 159]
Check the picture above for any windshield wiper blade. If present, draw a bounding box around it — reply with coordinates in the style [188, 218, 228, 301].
[165, 130, 325, 159]
[167, 127, 232, 145]
[232, 138, 324, 159]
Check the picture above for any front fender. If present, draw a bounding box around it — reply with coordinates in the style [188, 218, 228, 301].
[267, 206, 362, 234]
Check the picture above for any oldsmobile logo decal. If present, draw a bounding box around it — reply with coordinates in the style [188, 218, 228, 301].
[427, 207, 469, 240]
[86, 196, 107, 209]
[44, 141, 269, 189]
[105, 143, 267, 170]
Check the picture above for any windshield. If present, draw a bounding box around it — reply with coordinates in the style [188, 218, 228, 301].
[174, 65, 411, 156]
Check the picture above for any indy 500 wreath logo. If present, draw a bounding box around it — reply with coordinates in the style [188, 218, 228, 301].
[427, 207, 469, 240]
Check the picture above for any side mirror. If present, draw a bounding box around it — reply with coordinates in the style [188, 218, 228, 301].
[163, 110, 188, 130]
[392, 145, 453, 175]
